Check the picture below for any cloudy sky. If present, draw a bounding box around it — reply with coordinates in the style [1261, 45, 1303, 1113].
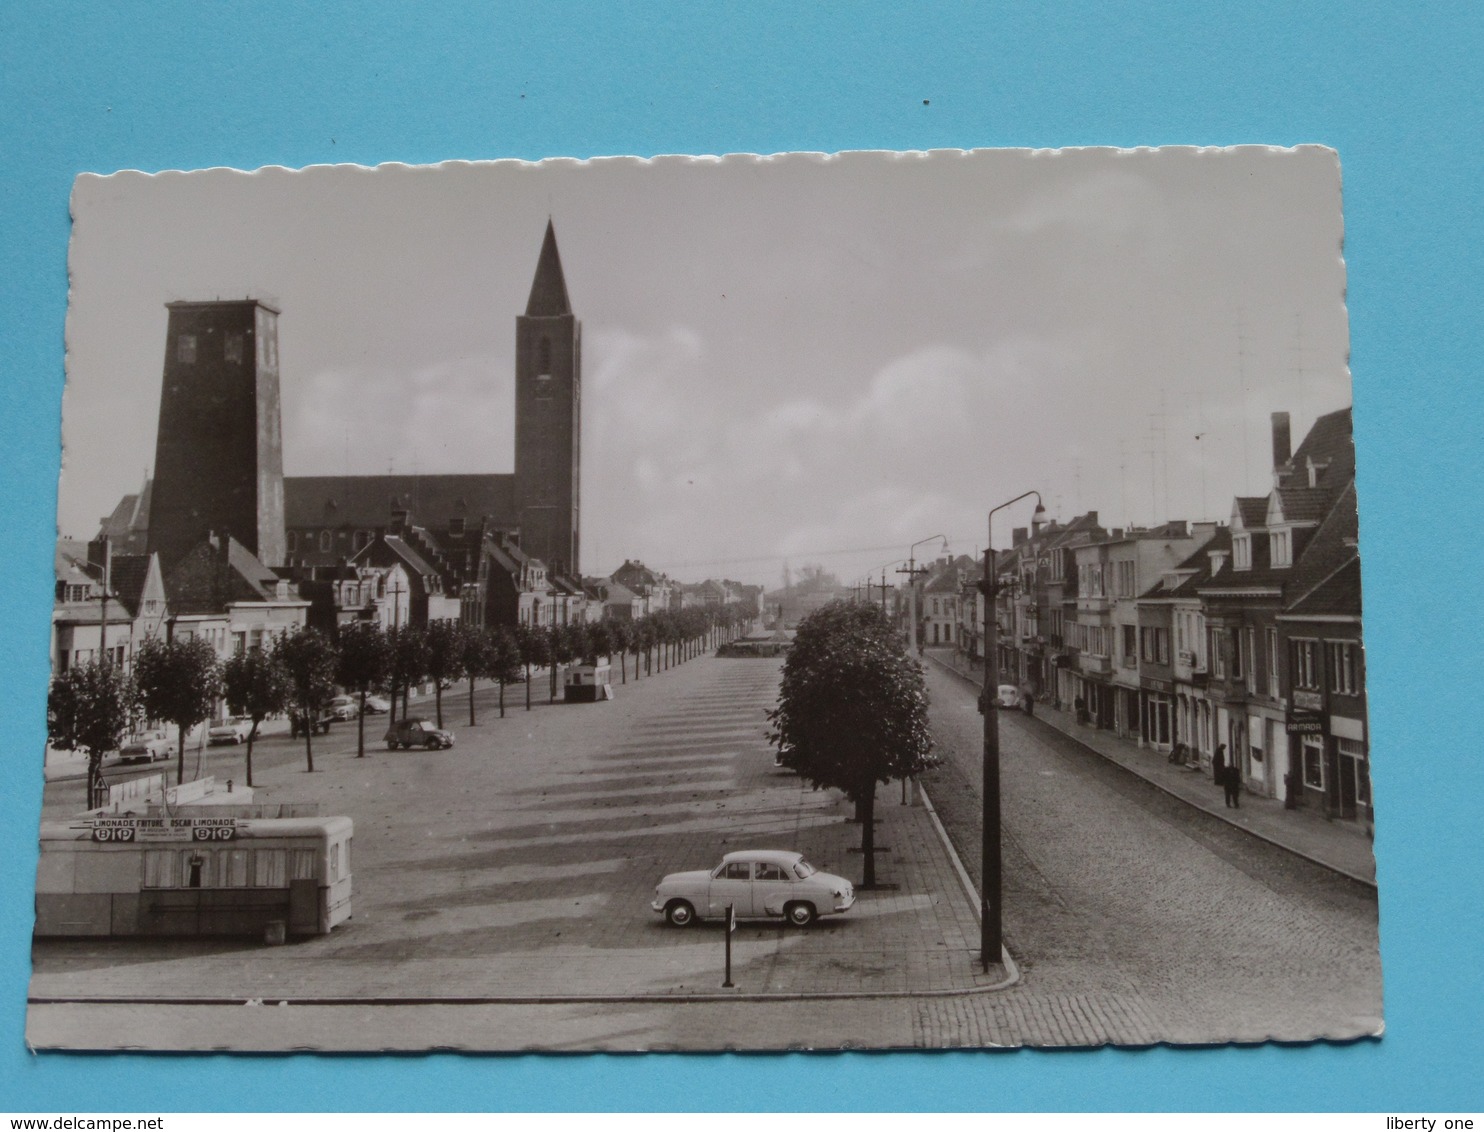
[60, 147, 1351, 588]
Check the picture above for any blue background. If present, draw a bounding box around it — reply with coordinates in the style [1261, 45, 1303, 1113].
[2, 1, 1480, 1112]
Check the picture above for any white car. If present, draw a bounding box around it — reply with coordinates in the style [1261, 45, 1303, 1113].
[996, 684, 1023, 708]
[362, 695, 391, 715]
[117, 729, 172, 764]
[651, 849, 855, 928]
[327, 695, 360, 721]
[208, 717, 254, 745]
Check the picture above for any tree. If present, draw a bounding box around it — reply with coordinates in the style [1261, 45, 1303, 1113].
[276, 628, 338, 773]
[423, 619, 465, 728]
[391, 624, 429, 722]
[460, 623, 495, 726]
[335, 621, 392, 757]
[222, 646, 292, 786]
[487, 625, 524, 718]
[585, 620, 612, 667]
[515, 623, 548, 711]
[607, 618, 631, 683]
[547, 624, 565, 702]
[767, 600, 936, 887]
[133, 635, 224, 786]
[48, 659, 133, 807]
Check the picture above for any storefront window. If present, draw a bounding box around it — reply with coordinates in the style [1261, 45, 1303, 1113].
[1302, 739, 1324, 789]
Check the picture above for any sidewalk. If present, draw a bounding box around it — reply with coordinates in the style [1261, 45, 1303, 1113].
[928, 651, 1377, 887]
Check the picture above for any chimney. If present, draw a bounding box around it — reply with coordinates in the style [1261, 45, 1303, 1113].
[217, 530, 232, 564]
[86, 536, 112, 584]
[1271, 412, 1292, 469]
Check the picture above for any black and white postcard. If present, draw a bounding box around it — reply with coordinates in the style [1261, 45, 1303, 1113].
[32, 147, 1380, 1050]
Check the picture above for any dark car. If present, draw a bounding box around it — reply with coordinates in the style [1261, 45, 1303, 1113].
[289, 709, 335, 738]
[384, 717, 454, 750]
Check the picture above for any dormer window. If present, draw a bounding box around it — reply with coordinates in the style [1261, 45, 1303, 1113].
[1208, 549, 1229, 575]
[1232, 534, 1252, 571]
[1270, 528, 1293, 568]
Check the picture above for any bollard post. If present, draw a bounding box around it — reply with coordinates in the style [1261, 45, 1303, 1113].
[722, 902, 735, 988]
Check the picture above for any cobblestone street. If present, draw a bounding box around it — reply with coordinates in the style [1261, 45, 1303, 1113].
[917, 658, 1383, 1045]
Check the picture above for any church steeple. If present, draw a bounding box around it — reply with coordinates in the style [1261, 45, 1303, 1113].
[524, 219, 572, 317]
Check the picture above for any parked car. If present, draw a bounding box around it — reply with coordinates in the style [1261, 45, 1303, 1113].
[327, 695, 360, 721]
[207, 717, 254, 745]
[651, 849, 854, 928]
[289, 709, 335, 738]
[362, 695, 391, 715]
[384, 716, 454, 750]
[118, 729, 172, 764]
[996, 684, 1023, 709]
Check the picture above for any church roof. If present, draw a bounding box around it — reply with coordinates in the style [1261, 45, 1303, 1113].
[525, 220, 572, 317]
[284, 474, 515, 530]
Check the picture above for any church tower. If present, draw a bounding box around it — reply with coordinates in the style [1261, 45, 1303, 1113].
[146, 299, 286, 571]
[513, 221, 581, 575]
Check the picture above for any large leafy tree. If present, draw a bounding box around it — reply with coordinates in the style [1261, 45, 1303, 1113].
[48, 659, 134, 807]
[423, 619, 465, 728]
[222, 646, 293, 785]
[276, 628, 338, 773]
[767, 600, 936, 887]
[133, 635, 224, 786]
[336, 621, 392, 757]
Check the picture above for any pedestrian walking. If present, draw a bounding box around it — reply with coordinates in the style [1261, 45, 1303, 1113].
[1021, 682, 1035, 717]
[1212, 743, 1227, 796]
[1224, 760, 1243, 809]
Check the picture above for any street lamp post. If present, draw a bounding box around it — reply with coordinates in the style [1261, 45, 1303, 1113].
[978, 490, 1045, 973]
[901, 535, 946, 655]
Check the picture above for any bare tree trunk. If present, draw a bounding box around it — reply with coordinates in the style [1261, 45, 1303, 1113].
[435, 685, 443, 728]
[246, 723, 258, 786]
[176, 731, 186, 786]
[468, 674, 477, 726]
[304, 723, 315, 773]
[860, 788, 876, 888]
[499, 679, 506, 718]
[357, 691, 366, 757]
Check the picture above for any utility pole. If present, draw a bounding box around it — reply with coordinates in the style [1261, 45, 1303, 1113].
[978, 492, 1044, 974]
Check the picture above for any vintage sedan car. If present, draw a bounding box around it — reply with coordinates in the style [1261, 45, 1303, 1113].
[362, 695, 391, 715]
[651, 849, 854, 928]
[327, 695, 360, 721]
[384, 716, 454, 750]
[996, 684, 1023, 709]
[117, 729, 172, 764]
[207, 717, 253, 745]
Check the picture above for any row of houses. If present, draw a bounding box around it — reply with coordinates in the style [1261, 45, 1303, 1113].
[56, 499, 763, 681]
[913, 407, 1368, 825]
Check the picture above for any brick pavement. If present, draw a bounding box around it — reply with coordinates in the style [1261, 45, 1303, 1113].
[928, 650, 1377, 886]
[29, 652, 1009, 1029]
